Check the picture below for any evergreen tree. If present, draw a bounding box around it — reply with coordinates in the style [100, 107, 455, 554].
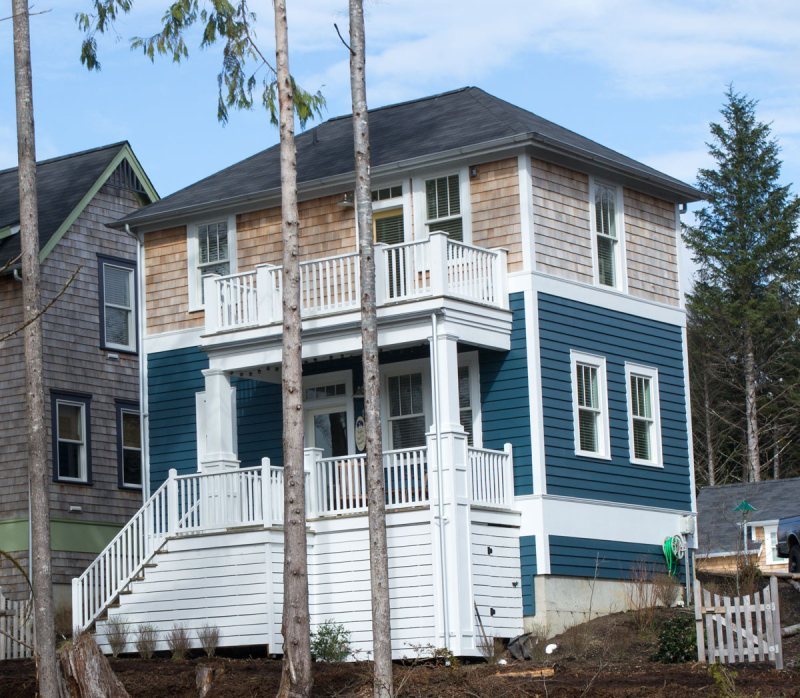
[685, 87, 800, 483]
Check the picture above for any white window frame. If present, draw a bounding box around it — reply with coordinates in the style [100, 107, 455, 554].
[100, 259, 136, 352]
[117, 404, 142, 489]
[589, 178, 627, 292]
[55, 398, 89, 483]
[570, 350, 610, 459]
[458, 351, 483, 447]
[624, 363, 663, 467]
[187, 214, 237, 311]
[302, 370, 355, 455]
[412, 167, 472, 244]
[370, 182, 413, 244]
[763, 524, 780, 565]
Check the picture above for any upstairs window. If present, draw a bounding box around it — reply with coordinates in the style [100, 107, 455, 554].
[53, 393, 91, 483]
[188, 217, 237, 309]
[570, 351, 609, 459]
[625, 364, 662, 466]
[592, 181, 623, 289]
[372, 184, 405, 246]
[387, 373, 426, 449]
[425, 174, 463, 241]
[99, 257, 136, 352]
[117, 403, 142, 488]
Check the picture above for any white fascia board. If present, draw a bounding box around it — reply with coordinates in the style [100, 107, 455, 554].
[143, 326, 205, 354]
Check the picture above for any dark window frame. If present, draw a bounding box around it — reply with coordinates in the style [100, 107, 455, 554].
[97, 254, 138, 354]
[116, 400, 142, 490]
[51, 391, 92, 485]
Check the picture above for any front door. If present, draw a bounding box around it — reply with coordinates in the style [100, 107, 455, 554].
[307, 407, 349, 459]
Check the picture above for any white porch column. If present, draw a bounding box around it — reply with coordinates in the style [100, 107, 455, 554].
[427, 318, 475, 655]
[200, 368, 240, 472]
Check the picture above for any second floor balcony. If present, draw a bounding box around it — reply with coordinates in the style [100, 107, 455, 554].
[202, 232, 510, 351]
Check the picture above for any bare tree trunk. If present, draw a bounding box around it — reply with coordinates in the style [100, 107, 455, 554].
[772, 440, 780, 480]
[743, 331, 760, 482]
[703, 374, 716, 486]
[274, 1, 312, 696]
[347, 3, 393, 696]
[12, 3, 58, 695]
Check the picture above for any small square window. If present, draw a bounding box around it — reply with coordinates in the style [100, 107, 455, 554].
[52, 393, 91, 483]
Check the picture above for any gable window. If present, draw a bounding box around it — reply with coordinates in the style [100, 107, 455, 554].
[591, 181, 624, 289]
[117, 403, 142, 488]
[425, 174, 463, 241]
[387, 373, 426, 449]
[624, 364, 662, 466]
[99, 257, 136, 352]
[372, 184, 405, 246]
[570, 351, 610, 459]
[52, 393, 91, 483]
[188, 216, 237, 309]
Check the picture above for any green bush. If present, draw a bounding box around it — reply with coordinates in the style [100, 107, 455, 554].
[652, 614, 696, 663]
[310, 620, 351, 662]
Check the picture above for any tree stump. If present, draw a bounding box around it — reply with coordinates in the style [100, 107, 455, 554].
[59, 632, 130, 698]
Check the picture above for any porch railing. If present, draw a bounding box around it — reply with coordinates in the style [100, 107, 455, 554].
[204, 232, 508, 333]
[469, 443, 514, 508]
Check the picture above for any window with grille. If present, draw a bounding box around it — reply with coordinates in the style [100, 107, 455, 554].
[425, 174, 463, 241]
[100, 258, 135, 352]
[372, 184, 405, 245]
[625, 364, 662, 466]
[53, 394, 91, 483]
[592, 182, 621, 288]
[190, 218, 235, 308]
[117, 404, 142, 488]
[387, 373, 426, 449]
[571, 352, 609, 458]
[458, 365, 474, 445]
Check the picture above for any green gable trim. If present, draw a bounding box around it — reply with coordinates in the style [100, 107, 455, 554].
[0, 518, 123, 554]
[0, 225, 19, 241]
[38, 143, 160, 263]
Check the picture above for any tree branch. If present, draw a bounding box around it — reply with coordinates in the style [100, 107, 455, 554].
[334, 23, 353, 55]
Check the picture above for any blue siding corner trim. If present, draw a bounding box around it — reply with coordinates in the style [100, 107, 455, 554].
[147, 346, 209, 492]
[549, 535, 673, 581]
[538, 293, 692, 510]
[520, 535, 537, 616]
[480, 292, 533, 495]
[234, 377, 283, 467]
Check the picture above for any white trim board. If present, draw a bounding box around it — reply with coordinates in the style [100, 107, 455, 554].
[144, 326, 205, 354]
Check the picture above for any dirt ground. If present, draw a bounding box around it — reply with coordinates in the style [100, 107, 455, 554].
[2, 576, 798, 697]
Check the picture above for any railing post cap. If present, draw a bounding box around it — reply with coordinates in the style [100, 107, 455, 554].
[168, 468, 178, 478]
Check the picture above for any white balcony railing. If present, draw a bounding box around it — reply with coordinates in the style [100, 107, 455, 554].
[204, 232, 508, 334]
[469, 443, 514, 508]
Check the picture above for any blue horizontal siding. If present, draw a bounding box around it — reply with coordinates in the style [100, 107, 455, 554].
[147, 346, 209, 492]
[538, 293, 692, 510]
[549, 535, 668, 580]
[519, 535, 537, 616]
[480, 292, 533, 495]
[234, 377, 283, 467]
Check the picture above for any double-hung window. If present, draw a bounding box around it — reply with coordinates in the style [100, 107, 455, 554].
[591, 181, 624, 289]
[189, 217, 236, 309]
[570, 352, 610, 458]
[99, 257, 136, 352]
[117, 403, 142, 488]
[372, 185, 405, 245]
[425, 174, 463, 241]
[624, 364, 662, 466]
[387, 373, 426, 449]
[52, 393, 91, 483]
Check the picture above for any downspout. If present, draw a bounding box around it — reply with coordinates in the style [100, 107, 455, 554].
[125, 224, 150, 502]
[430, 311, 450, 649]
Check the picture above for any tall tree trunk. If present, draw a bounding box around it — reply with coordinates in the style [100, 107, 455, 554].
[347, 3, 393, 696]
[773, 440, 780, 480]
[703, 373, 716, 486]
[743, 331, 760, 482]
[12, 3, 58, 695]
[274, 1, 312, 696]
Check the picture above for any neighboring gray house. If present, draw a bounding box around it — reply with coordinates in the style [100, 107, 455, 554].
[696, 478, 800, 574]
[0, 143, 157, 607]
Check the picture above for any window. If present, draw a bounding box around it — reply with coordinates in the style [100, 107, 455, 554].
[52, 393, 91, 483]
[764, 525, 779, 565]
[591, 181, 624, 289]
[99, 257, 136, 352]
[425, 174, 463, 241]
[387, 373, 427, 449]
[188, 216, 236, 309]
[570, 351, 610, 458]
[372, 184, 405, 245]
[117, 403, 142, 488]
[624, 364, 662, 466]
[458, 365, 474, 446]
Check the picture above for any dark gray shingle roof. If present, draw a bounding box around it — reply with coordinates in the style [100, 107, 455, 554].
[697, 478, 800, 555]
[120, 87, 702, 229]
[0, 142, 128, 267]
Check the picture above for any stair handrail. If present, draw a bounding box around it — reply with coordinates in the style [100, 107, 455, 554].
[71, 475, 172, 632]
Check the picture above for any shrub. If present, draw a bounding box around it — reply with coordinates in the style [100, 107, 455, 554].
[105, 616, 128, 658]
[310, 620, 351, 662]
[626, 560, 658, 632]
[652, 614, 696, 663]
[135, 624, 158, 659]
[197, 623, 220, 658]
[653, 572, 681, 608]
[166, 624, 191, 661]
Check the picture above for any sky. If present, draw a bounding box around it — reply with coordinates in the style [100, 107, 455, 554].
[1, 1, 798, 226]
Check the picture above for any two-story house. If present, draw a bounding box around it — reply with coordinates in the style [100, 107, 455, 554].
[0, 143, 157, 609]
[73, 88, 700, 655]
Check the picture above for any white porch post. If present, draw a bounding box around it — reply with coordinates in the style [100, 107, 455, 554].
[427, 317, 474, 655]
[303, 448, 323, 516]
[200, 368, 240, 472]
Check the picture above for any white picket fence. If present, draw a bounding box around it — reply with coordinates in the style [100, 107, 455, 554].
[694, 577, 783, 669]
[0, 590, 32, 660]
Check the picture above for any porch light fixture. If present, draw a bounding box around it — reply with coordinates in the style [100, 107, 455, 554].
[338, 192, 355, 208]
